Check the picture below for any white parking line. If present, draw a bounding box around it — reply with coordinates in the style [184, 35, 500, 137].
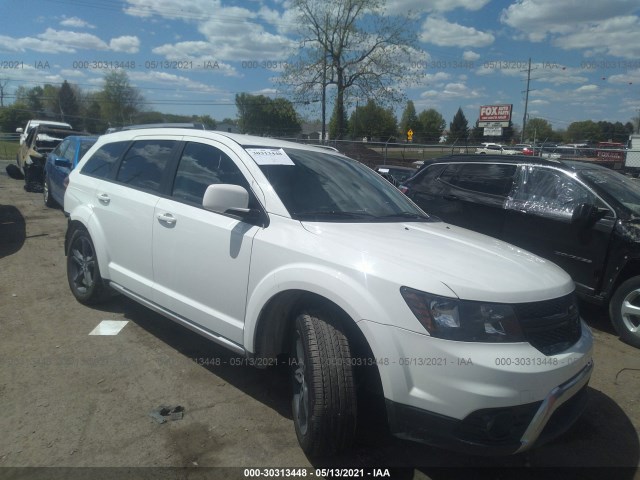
[89, 320, 129, 336]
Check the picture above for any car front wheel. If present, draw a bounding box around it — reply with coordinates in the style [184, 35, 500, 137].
[66, 227, 109, 305]
[291, 308, 357, 457]
[610, 276, 640, 348]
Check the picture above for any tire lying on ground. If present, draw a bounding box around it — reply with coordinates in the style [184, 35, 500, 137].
[5, 164, 24, 180]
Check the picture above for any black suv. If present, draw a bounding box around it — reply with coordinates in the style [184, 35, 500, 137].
[402, 155, 640, 347]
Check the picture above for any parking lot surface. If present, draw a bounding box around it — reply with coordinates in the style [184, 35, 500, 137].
[0, 160, 639, 479]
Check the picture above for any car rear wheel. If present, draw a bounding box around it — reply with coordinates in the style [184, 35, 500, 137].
[610, 276, 640, 348]
[43, 174, 56, 207]
[291, 308, 357, 457]
[66, 227, 109, 305]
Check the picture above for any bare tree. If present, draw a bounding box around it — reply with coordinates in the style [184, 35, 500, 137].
[280, 0, 421, 140]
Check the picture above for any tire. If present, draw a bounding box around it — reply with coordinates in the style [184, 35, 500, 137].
[291, 308, 357, 457]
[43, 174, 57, 207]
[66, 227, 109, 305]
[609, 276, 640, 348]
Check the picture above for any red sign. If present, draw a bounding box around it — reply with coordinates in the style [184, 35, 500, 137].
[479, 104, 512, 122]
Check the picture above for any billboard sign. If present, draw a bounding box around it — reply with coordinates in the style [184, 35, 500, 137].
[483, 127, 503, 136]
[479, 104, 512, 122]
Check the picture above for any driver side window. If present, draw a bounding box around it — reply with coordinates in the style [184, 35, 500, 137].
[507, 166, 598, 221]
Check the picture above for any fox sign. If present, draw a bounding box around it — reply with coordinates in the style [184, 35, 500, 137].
[479, 104, 513, 122]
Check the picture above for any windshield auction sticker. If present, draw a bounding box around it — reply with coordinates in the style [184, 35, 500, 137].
[246, 148, 295, 166]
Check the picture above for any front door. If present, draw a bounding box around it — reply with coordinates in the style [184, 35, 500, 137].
[503, 165, 615, 294]
[152, 140, 261, 345]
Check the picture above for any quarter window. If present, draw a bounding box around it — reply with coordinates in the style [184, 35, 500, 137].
[116, 140, 176, 192]
[440, 163, 517, 197]
[81, 141, 129, 179]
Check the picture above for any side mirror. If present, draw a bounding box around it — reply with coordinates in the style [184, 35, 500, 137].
[16, 128, 23, 134]
[203, 184, 250, 215]
[572, 203, 607, 227]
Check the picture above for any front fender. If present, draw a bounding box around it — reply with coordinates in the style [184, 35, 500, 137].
[244, 263, 389, 352]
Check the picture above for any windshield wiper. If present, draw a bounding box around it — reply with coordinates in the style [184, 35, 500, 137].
[294, 210, 376, 220]
[375, 212, 430, 220]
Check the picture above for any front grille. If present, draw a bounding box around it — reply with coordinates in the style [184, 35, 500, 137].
[515, 294, 582, 356]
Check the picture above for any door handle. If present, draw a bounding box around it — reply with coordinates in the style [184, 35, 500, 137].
[443, 194, 459, 201]
[96, 193, 110, 204]
[157, 212, 177, 226]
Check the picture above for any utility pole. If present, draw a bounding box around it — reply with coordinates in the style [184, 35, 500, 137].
[521, 58, 531, 143]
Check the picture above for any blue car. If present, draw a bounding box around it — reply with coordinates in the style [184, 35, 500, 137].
[43, 135, 98, 208]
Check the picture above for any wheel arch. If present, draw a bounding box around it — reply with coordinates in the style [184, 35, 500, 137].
[608, 258, 640, 302]
[65, 212, 111, 280]
[249, 288, 387, 398]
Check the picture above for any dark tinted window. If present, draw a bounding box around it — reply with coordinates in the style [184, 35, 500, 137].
[116, 140, 176, 192]
[440, 163, 517, 196]
[81, 141, 129, 179]
[172, 142, 249, 205]
[63, 141, 76, 162]
[51, 139, 70, 157]
[411, 164, 447, 191]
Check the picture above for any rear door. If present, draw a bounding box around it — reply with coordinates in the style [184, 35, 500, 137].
[90, 138, 181, 299]
[151, 139, 262, 345]
[410, 162, 516, 238]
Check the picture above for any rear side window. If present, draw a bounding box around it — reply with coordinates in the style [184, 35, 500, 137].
[440, 163, 517, 197]
[172, 142, 249, 205]
[81, 141, 129, 179]
[116, 140, 177, 192]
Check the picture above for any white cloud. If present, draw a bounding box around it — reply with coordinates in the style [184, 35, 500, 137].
[386, 0, 490, 13]
[110, 36, 141, 53]
[501, 1, 640, 58]
[463, 51, 480, 61]
[60, 16, 96, 29]
[129, 71, 224, 94]
[420, 81, 482, 99]
[420, 16, 494, 48]
[0, 29, 140, 54]
[575, 84, 599, 93]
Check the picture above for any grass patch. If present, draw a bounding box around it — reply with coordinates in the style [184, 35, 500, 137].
[0, 140, 19, 161]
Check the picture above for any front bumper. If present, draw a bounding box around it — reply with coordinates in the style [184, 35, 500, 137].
[386, 360, 593, 455]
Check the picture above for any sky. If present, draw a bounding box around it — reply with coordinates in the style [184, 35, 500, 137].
[1, 0, 640, 133]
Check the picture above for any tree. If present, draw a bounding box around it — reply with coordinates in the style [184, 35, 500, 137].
[328, 102, 348, 140]
[281, 0, 419, 139]
[99, 71, 143, 126]
[565, 120, 600, 143]
[416, 108, 445, 143]
[448, 107, 469, 144]
[524, 118, 553, 142]
[0, 103, 31, 133]
[399, 100, 418, 141]
[349, 99, 397, 140]
[58, 80, 79, 124]
[235, 93, 301, 137]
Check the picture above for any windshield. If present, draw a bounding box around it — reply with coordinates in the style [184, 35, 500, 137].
[250, 147, 431, 222]
[580, 168, 640, 217]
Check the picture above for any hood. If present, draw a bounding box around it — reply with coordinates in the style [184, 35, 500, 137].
[301, 220, 573, 304]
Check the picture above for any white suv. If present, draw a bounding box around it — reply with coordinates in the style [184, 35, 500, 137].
[64, 128, 593, 457]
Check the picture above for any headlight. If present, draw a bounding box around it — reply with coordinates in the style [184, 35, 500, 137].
[400, 286, 524, 342]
